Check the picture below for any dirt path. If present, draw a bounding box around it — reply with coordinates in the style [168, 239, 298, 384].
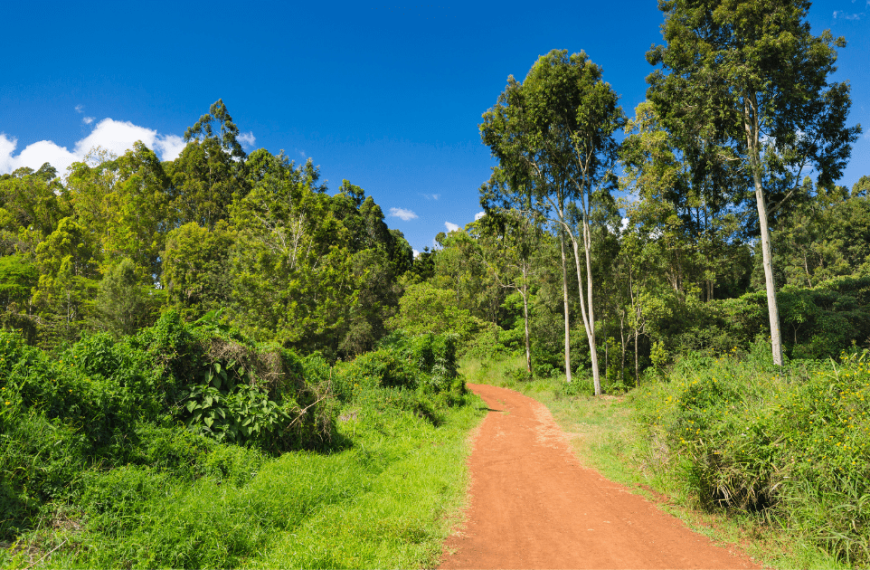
[439, 384, 760, 570]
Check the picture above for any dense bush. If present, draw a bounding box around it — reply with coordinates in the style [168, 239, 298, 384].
[0, 311, 335, 541]
[633, 343, 870, 564]
[652, 277, 870, 361]
[333, 331, 464, 399]
[0, 314, 475, 567]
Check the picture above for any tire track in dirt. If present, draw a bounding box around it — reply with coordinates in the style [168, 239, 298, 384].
[439, 383, 760, 569]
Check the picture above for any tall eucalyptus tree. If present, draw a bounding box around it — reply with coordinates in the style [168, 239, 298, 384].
[647, 0, 861, 365]
[481, 49, 624, 394]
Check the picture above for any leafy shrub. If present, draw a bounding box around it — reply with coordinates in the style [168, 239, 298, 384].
[634, 344, 870, 564]
[0, 311, 337, 540]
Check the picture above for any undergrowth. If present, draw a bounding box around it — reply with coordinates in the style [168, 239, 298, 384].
[634, 341, 870, 567]
[0, 322, 482, 569]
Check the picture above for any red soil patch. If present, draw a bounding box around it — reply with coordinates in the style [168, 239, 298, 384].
[439, 383, 761, 569]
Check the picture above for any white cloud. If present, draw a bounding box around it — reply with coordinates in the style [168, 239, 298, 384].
[388, 207, 418, 221]
[0, 118, 190, 175]
[75, 118, 158, 157]
[154, 134, 187, 161]
[445, 221, 460, 232]
[833, 10, 862, 19]
[412, 249, 420, 258]
[474, 211, 485, 221]
[238, 131, 256, 149]
[82, 116, 95, 125]
[422, 193, 440, 200]
[0, 134, 77, 174]
[75, 104, 85, 114]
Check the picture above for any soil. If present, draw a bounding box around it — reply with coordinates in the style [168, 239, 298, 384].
[438, 383, 761, 570]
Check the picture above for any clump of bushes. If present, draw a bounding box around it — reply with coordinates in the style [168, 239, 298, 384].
[330, 331, 466, 424]
[0, 310, 335, 541]
[633, 342, 870, 564]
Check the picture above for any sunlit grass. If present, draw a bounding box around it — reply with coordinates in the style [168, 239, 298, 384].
[2, 396, 485, 570]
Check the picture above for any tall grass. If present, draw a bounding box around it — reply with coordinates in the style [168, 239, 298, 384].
[633, 342, 870, 566]
[1, 401, 483, 569]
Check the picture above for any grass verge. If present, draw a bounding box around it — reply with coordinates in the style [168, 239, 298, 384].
[1, 391, 485, 570]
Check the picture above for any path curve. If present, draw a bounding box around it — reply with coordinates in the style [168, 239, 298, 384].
[439, 383, 760, 570]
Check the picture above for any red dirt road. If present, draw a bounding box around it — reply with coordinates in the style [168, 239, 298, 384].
[438, 384, 760, 570]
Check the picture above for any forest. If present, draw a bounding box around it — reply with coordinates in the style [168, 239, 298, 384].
[2, 0, 870, 568]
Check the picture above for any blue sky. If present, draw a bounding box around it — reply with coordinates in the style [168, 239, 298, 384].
[1, 0, 868, 252]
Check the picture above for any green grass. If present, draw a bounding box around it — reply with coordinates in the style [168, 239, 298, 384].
[1, 393, 485, 569]
[462, 353, 851, 570]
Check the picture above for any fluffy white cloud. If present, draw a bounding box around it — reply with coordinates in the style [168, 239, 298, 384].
[833, 10, 862, 19]
[445, 221, 460, 232]
[75, 118, 159, 157]
[0, 134, 77, 174]
[82, 117, 95, 125]
[388, 207, 418, 221]
[412, 249, 420, 258]
[422, 193, 440, 200]
[154, 134, 187, 161]
[474, 211, 485, 221]
[238, 131, 256, 148]
[0, 118, 195, 175]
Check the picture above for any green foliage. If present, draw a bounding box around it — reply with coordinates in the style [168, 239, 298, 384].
[0, 310, 336, 541]
[633, 347, 870, 564]
[94, 258, 162, 337]
[0, 326, 480, 569]
[333, 331, 465, 406]
[162, 221, 235, 319]
[388, 282, 494, 349]
[0, 254, 37, 308]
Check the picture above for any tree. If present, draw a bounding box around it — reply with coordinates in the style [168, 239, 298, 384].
[167, 100, 251, 230]
[32, 217, 99, 341]
[94, 258, 160, 337]
[647, 0, 862, 365]
[65, 144, 171, 279]
[481, 49, 624, 394]
[161, 221, 235, 318]
[480, 169, 545, 374]
[0, 164, 69, 254]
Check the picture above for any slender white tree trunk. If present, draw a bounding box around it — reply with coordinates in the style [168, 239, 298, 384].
[522, 271, 531, 374]
[745, 96, 784, 366]
[752, 169, 784, 366]
[582, 218, 601, 394]
[558, 229, 573, 383]
[567, 220, 601, 395]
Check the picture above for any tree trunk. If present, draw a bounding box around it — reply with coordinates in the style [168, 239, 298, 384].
[752, 170, 784, 366]
[522, 266, 532, 374]
[583, 219, 602, 395]
[745, 96, 784, 366]
[558, 230, 573, 382]
[634, 327, 640, 387]
[568, 221, 601, 395]
[619, 310, 626, 383]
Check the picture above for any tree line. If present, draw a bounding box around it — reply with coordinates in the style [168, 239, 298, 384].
[0, 100, 414, 359]
[402, 0, 868, 394]
[2, 0, 868, 393]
